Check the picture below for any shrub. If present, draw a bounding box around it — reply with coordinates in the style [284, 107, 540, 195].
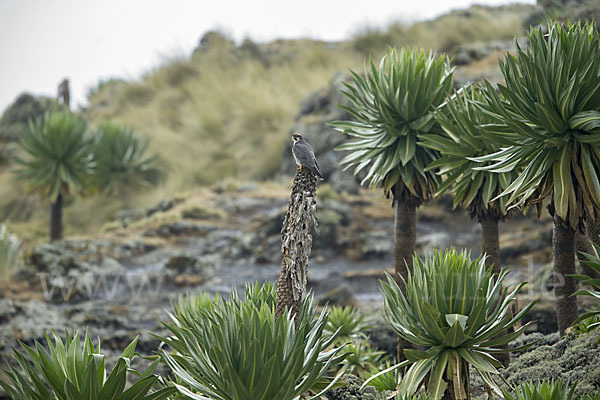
[158, 283, 347, 400]
[0, 330, 175, 400]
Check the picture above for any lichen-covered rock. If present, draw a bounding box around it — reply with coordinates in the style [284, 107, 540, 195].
[503, 330, 600, 395]
[325, 374, 381, 400]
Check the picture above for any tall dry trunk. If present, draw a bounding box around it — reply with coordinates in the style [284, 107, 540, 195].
[480, 215, 500, 274]
[552, 214, 578, 334]
[394, 184, 417, 361]
[275, 167, 318, 326]
[50, 193, 63, 242]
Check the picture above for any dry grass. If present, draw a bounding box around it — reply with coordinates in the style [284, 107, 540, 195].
[352, 4, 532, 55]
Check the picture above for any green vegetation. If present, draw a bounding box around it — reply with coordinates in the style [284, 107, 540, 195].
[158, 283, 347, 400]
[368, 249, 532, 400]
[474, 22, 600, 333]
[15, 111, 93, 241]
[422, 85, 520, 272]
[0, 330, 176, 400]
[504, 380, 577, 400]
[93, 122, 160, 194]
[573, 243, 600, 330]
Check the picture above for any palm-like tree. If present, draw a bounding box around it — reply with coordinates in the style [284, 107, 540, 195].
[93, 123, 160, 194]
[473, 22, 600, 333]
[421, 86, 519, 273]
[331, 48, 453, 291]
[15, 111, 93, 241]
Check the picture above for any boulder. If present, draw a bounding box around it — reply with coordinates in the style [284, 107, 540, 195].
[164, 254, 218, 275]
[318, 284, 358, 307]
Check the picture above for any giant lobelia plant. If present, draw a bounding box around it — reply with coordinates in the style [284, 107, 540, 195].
[365, 249, 533, 400]
[93, 122, 160, 195]
[421, 85, 520, 274]
[0, 330, 175, 400]
[473, 22, 600, 333]
[14, 111, 94, 241]
[158, 282, 347, 400]
[331, 48, 453, 293]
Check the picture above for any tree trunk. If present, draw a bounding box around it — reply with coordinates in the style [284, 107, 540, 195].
[275, 167, 318, 327]
[394, 184, 417, 361]
[480, 214, 510, 366]
[50, 193, 63, 242]
[394, 186, 416, 290]
[553, 214, 578, 334]
[480, 215, 500, 275]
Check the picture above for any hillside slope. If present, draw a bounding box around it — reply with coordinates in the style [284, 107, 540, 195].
[0, 4, 535, 242]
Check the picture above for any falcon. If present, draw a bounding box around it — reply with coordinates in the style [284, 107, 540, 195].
[291, 132, 324, 180]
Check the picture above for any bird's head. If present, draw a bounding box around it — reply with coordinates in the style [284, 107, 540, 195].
[292, 132, 303, 142]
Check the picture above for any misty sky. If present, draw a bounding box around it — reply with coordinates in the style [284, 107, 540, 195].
[0, 0, 535, 113]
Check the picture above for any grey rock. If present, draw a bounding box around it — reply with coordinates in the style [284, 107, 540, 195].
[417, 231, 452, 252]
[318, 284, 357, 307]
[164, 254, 219, 275]
[358, 231, 392, 259]
[144, 221, 216, 237]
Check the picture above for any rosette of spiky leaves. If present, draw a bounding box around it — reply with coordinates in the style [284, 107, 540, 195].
[0, 330, 176, 400]
[331, 48, 453, 201]
[365, 249, 534, 400]
[93, 123, 160, 194]
[14, 111, 93, 201]
[324, 306, 372, 342]
[421, 85, 519, 219]
[158, 282, 347, 400]
[340, 341, 385, 379]
[503, 380, 577, 400]
[572, 243, 600, 329]
[472, 22, 600, 227]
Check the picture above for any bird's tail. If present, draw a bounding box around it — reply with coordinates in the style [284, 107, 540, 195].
[313, 167, 324, 180]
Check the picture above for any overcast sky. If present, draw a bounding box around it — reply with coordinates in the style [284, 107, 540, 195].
[0, 0, 535, 113]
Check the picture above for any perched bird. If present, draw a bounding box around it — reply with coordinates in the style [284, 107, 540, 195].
[291, 132, 324, 180]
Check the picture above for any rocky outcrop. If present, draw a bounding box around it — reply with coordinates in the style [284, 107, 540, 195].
[0, 93, 63, 142]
